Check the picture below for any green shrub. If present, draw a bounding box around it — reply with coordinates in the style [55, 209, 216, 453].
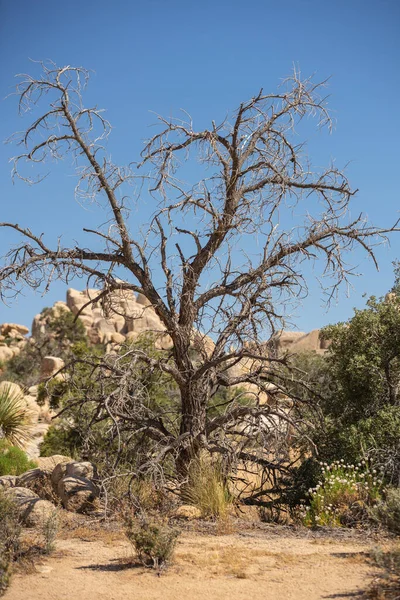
[0, 490, 21, 596]
[125, 516, 179, 569]
[302, 460, 383, 528]
[39, 424, 81, 459]
[372, 487, 400, 535]
[0, 441, 37, 476]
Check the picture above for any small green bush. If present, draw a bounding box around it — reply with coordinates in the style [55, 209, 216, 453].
[0, 490, 21, 596]
[125, 516, 179, 569]
[0, 441, 37, 476]
[372, 487, 400, 535]
[302, 460, 383, 528]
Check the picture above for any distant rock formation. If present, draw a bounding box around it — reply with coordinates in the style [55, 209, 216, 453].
[0, 323, 29, 363]
[270, 329, 330, 356]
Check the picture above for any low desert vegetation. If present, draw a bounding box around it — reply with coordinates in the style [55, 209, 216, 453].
[366, 546, 400, 600]
[0, 384, 32, 449]
[124, 515, 180, 569]
[183, 455, 233, 519]
[0, 441, 37, 476]
[301, 460, 383, 528]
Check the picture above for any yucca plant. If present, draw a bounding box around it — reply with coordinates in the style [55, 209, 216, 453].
[0, 384, 32, 449]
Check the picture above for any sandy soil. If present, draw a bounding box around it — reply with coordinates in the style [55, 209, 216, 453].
[4, 526, 377, 600]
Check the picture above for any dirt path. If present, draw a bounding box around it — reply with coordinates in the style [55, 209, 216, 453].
[5, 530, 375, 600]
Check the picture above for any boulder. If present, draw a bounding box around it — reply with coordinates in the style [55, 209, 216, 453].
[40, 356, 65, 381]
[5, 486, 38, 502]
[36, 455, 72, 472]
[51, 462, 68, 493]
[21, 498, 57, 528]
[0, 381, 24, 400]
[58, 475, 99, 513]
[31, 314, 46, 339]
[136, 293, 152, 307]
[173, 505, 202, 520]
[0, 346, 14, 363]
[110, 332, 126, 344]
[0, 475, 18, 489]
[0, 323, 29, 337]
[16, 468, 53, 500]
[51, 461, 96, 494]
[95, 318, 116, 343]
[65, 461, 96, 480]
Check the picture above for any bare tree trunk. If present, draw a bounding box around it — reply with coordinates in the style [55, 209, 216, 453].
[177, 378, 210, 472]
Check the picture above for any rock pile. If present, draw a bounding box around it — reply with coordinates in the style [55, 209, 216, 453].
[0, 323, 29, 363]
[30, 287, 173, 351]
[0, 456, 100, 527]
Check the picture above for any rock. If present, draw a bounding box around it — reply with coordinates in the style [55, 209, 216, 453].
[0, 323, 29, 336]
[5, 486, 39, 502]
[154, 333, 173, 350]
[0, 381, 24, 400]
[136, 293, 152, 306]
[51, 461, 95, 495]
[58, 476, 99, 513]
[65, 461, 96, 480]
[40, 356, 65, 381]
[16, 469, 53, 500]
[110, 332, 125, 344]
[31, 314, 46, 338]
[4, 487, 55, 527]
[36, 455, 72, 472]
[235, 504, 261, 522]
[0, 346, 14, 363]
[125, 331, 140, 343]
[173, 505, 202, 520]
[52, 301, 70, 316]
[51, 462, 69, 493]
[77, 314, 94, 328]
[87, 327, 101, 345]
[21, 498, 57, 528]
[96, 318, 116, 343]
[66, 288, 86, 314]
[0, 475, 18, 489]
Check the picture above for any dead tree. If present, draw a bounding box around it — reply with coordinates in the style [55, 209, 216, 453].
[1, 62, 398, 477]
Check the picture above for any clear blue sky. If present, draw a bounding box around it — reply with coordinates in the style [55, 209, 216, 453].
[0, 0, 399, 333]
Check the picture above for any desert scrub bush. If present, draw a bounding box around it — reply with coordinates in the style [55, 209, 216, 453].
[0, 441, 37, 476]
[125, 516, 180, 569]
[41, 509, 60, 555]
[183, 455, 233, 519]
[302, 460, 384, 528]
[372, 487, 400, 535]
[366, 545, 400, 599]
[0, 490, 21, 596]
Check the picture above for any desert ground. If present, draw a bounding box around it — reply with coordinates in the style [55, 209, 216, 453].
[4, 519, 392, 600]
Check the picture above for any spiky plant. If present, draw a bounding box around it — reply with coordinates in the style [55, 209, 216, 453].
[0, 384, 32, 449]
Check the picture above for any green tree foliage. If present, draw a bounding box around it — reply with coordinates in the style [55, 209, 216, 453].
[286, 292, 400, 487]
[0, 310, 88, 387]
[322, 295, 400, 419]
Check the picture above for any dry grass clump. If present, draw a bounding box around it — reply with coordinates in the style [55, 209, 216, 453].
[183, 455, 233, 519]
